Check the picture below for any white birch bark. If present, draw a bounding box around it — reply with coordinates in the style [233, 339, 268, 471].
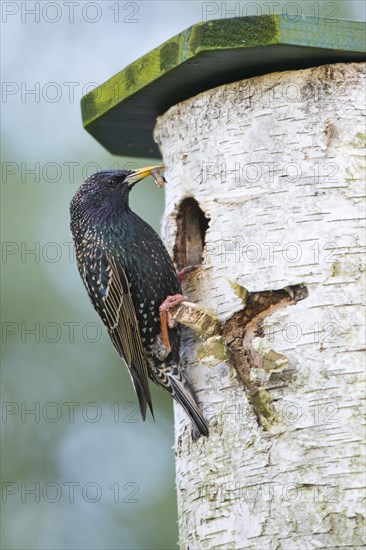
[154, 62, 366, 550]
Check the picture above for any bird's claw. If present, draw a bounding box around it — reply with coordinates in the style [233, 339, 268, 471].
[159, 294, 187, 351]
[177, 265, 200, 283]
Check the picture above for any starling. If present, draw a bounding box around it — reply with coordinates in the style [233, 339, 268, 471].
[70, 166, 208, 439]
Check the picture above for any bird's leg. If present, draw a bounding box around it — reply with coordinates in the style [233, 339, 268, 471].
[177, 265, 200, 283]
[159, 294, 187, 352]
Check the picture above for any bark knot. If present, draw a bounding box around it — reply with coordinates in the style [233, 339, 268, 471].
[170, 282, 308, 430]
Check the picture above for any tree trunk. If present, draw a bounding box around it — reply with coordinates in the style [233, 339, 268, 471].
[154, 62, 365, 549]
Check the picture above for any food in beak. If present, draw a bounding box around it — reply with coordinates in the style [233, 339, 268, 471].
[150, 165, 166, 188]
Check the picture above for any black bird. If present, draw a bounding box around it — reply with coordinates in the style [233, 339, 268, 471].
[70, 167, 208, 439]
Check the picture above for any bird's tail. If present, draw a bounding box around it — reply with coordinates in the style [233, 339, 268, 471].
[152, 364, 208, 440]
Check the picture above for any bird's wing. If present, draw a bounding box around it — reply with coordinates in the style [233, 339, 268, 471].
[79, 241, 153, 420]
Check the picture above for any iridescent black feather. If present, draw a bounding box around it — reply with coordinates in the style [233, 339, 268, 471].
[70, 170, 208, 438]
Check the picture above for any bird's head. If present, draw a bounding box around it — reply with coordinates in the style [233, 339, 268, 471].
[71, 165, 165, 218]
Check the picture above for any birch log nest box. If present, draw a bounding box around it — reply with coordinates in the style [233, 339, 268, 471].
[81, 15, 366, 550]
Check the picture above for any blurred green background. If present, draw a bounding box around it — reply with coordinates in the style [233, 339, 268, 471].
[1, 1, 364, 549]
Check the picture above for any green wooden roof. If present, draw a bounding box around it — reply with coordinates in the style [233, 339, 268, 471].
[81, 15, 366, 158]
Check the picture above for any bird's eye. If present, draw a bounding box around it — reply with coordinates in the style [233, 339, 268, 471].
[105, 179, 116, 186]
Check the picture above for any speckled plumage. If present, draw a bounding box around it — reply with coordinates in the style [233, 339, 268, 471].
[70, 169, 208, 438]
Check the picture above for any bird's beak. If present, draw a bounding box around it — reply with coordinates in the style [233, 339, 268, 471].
[125, 164, 165, 188]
